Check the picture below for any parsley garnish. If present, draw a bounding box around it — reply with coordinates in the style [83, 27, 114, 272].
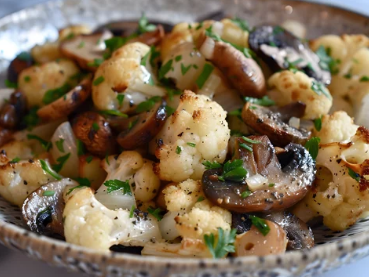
[181, 63, 192, 75]
[228, 109, 242, 117]
[314, 116, 323, 131]
[43, 191, 55, 197]
[242, 136, 261, 144]
[104, 35, 137, 57]
[85, 156, 93, 163]
[27, 134, 52, 151]
[52, 153, 71, 173]
[158, 59, 173, 80]
[195, 22, 204, 30]
[273, 26, 284, 35]
[269, 183, 275, 187]
[117, 94, 125, 106]
[99, 110, 128, 117]
[360, 76, 369, 82]
[311, 80, 332, 99]
[245, 96, 275, 106]
[55, 138, 65, 153]
[17, 51, 32, 61]
[204, 228, 237, 259]
[239, 143, 253, 152]
[176, 146, 182, 154]
[218, 159, 247, 182]
[40, 160, 62, 180]
[187, 142, 196, 147]
[5, 79, 18, 88]
[196, 63, 214, 89]
[197, 196, 205, 202]
[202, 161, 222, 170]
[129, 205, 135, 218]
[24, 76, 31, 82]
[67, 178, 91, 195]
[175, 55, 182, 62]
[147, 206, 164, 221]
[250, 215, 270, 236]
[9, 157, 20, 163]
[316, 45, 340, 74]
[76, 139, 85, 156]
[42, 83, 72, 104]
[140, 50, 150, 66]
[136, 96, 161, 113]
[104, 179, 132, 195]
[348, 167, 361, 182]
[166, 88, 181, 101]
[105, 153, 110, 165]
[78, 41, 85, 48]
[230, 17, 251, 32]
[87, 58, 103, 67]
[91, 122, 100, 131]
[165, 105, 176, 116]
[24, 106, 39, 130]
[138, 13, 156, 33]
[305, 137, 320, 160]
[241, 190, 251, 198]
[93, 76, 105, 86]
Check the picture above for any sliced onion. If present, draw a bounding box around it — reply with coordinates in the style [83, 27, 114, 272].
[355, 93, 369, 129]
[246, 173, 268, 191]
[50, 121, 79, 178]
[95, 184, 136, 210]
[159, 211, 181, 241]
[199, 36, 215, 60]
[289, 117, 300, 129]
[14, 118, 66, 142]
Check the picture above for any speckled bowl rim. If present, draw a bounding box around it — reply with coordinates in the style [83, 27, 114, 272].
[0, 0, 369, 275]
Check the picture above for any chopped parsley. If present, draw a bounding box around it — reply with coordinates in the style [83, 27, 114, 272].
[91, 122, 100, 131]
[316, 45, 340, 74]
[228, 108, 242, 117]
[187, 142, 196, 147]
[165, 105, 176, 116]
[104, 35, 137, 58]
[16, 51, 32, 61]
[87, 58, 103, 67]
[24, 76, 31, 83]
[166, 87, 181, 101]
[348, 167, 361, 182]
[202, 161, 222, 170]
[195, 63, 214, 89]
[230, 17, 251, 32]
[104, 179, 132, 195]
[314, 116, 323, 132]
[147, 206, 164, 221]
[250, 215, 270, 236]
[181, 63, 192, 75]
[40, 160, 62, 180]
[117, 94, 125, 106]
[85, 156, 93, 163]
[52, 153, 71, 173]
[76, 139, 85, 156]
[242, 136, 261, 144]
[55, 138, 65, 153]
[24, 106, 39, 130]
[5, 79, 18, 89]
[245, 96, 275, 106]
[158, 59, 173, 80]
[239, 143, 253, 152]
[197, 196, 205, 202]
[218, 159, 247, 182]
[99, 110, 128, 117]
[195, 22, 204, 30]
[241, 190, 251, 198]
[129, 205, 135, 218]
[311, 80, 332, 99]
[305, 137, 320, 160]
[175, 55, 182, 62]
[93, 76, 105, 86]
[27, 134, 52, 151]
[176, 146, 182, 154]
[43, 191, 55, 197]
[360, 76, 369, 82]
[42, 83, 72, 104]
[149, 46, 160, 67]
[273, 26, 284, 35]
[105, 153, 110, 165]
[65, 33, 75, 40]
[268, 183, 275, 187]
[136, 96, 161, 113]
[78, 41, 85, 48]
[204, 228, 237, 259]
[67, 178, 91, 195]
[9, 157, 20, 163]
[138, 13, 156, 33]
[140, 50, 150, 66]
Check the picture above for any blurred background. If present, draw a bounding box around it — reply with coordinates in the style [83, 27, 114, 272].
[0, 0, 368, 276]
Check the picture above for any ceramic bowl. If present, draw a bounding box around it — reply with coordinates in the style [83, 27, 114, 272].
[1, 0, 369, 276]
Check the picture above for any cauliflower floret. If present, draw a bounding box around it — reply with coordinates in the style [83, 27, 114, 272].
[268, 70, 332, 119]
[313, 111, 358, 144]
[92, 42, 165, 113]
[162, 179, 231, 240]
[31, 42, 63, 64]
[58, 25, 91, 41]
[96, 151, 160, 210]
[18, 59, 80, 107]
[0, 158, 56, 206]
[152, 91, 230, 182]
[294, 127, 369, 231]
[0, 141, 33, 161]
[63, 187, 162, 251]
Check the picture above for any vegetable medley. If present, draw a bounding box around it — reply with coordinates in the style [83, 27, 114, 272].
[2, 14, 369, 258]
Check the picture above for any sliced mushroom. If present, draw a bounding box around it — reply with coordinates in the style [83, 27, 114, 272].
[60, 30, 113, 71]
[37, 78, 92, 122]
[197, 33, 266, 98]
[108, 100, 167, 150]
[22, 178, 76, 238]
[94, 21, 173, 36]
[72, 111, 117, 157]
[130, 25, 165, 46]
[234, 219, 287, 256]
[7, 52, 33, 83]
[0, 90, 27, 129]
[242, 102, 310, 147]
[202, 136, 316, 213]
[248, 25, 331, 85]
[262, 211, 314, 250]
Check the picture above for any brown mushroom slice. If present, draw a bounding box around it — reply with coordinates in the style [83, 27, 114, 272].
[72, 111, 117, 157]
[22, 178, 75, 238]
[242, 102, 310, 147]
[262, 211, 314, 250]
[130, 25, 165, 46]
[37, 78, 92, 122]
[7, 52, 33, 83]
[109, 100, 167, 150]
[60, 30, 113, 71]
[0, 90, 27, 129]
[234, 220, 287, 257]
[202, 136, 316, 213]
[197, 34, 266, 98]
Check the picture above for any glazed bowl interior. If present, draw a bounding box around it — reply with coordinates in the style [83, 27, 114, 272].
[1, 0, 369, 276]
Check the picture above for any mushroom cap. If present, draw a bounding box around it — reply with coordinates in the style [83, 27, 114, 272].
[7, 52, 33, 83]
[202, 135, 316, 213]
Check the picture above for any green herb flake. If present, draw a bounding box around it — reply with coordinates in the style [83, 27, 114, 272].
[24, 76, 31, 83]
[117, 94, 125, 106]
[239, 143, 253, 152]
[187, 142, 196, 147]
[87, 58, 103, 67]
[9, 157, 20, 163]
[348, 167, 361, 182]
[197, 196, 205, 202]
[202, 161, 222, 170]
[43, 190, 55, 197]
[104, 179, 132, 195]
[241, 190, 251, 198]
[140, 50, 150, 66]
[314, 116, 323, 132]
[158, 59, 173, 80]
[242, 136, 261, 144]
[138, 13, 156, 34]
[147, 206, 164, 221]
[135, 96, 161, 113]
[93, 76, 105, 86]
[175, 55, 182, 62]
[77, 139, 85, 156]
[105, 153, 110, 165]
[268, 183, 275, 187]
[42, 83, 72, 104]
[228, 109, 242, 116]
[24, 106, 39, 130]
[78, 41, 85, 48]
[230, 17, 251, 32]
[5, 79, 18, 89]
[67, 178, 91, 195]
[92, 122, 100, 131]
[196, 63, 214, 89]
[204, 228, 237, 259]
[85, 156, 93, 164]
[27, 134, 52, 151]
[218, 159, 247, 182]
[165, 105, 176, 116]
[304, 137, 320, 160]
[129, 205, 136, 218]
[311, 80, 332, 100]
[244, 96, 275, 106]
[40, 160, 62, 180]
[55, 138, 65, 153]
[52, 153, 71, 173]
[360, 76, 369, 82]
[99, 110, 128, 117]
[195, 22, 204, 30]
[166, 88, 181, 101]
[65, 33, 75, 40]
[149, 46, 160, 68]
[181, 63, 192, 75]
[16, 51, 32, 61]
[273, 26, 284, 35]
[176, 146, 182, 154]
[250, 215, 270, 236]
[316, 45, 340, 74]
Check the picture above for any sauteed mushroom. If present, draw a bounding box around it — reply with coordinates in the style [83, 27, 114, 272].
[242, 102, 310, 147]
[202, 136, 315, 213]
[7, 52, 33, 83]
[95, 20, 173, 35]
[109, 100, 167, 150]
[0, 90, 27, 129]
[22, 178, 77, 237]
[248, 25, 331, 85]
[197, 33, 266, 98]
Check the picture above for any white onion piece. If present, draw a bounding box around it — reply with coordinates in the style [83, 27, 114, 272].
[199, 36, 215, 60]
[14, 118, 66, 142]
[288, 117, 300, 129]
[355, 93, 369, 129]
[246, 174, 268, 191]
[281, 20, 306, 38]
[95, 186, 136, 210]
[159, 211, 181, 241]
[129, 83, 166, 97]
[50, 121, 79, 178]
[0, 89, 14, 106]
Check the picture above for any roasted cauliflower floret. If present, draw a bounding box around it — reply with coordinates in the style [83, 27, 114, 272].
[31, 42, 63, 64]
[58, 25, 92, 41]
[152, 91, 230, 182]
[294, 127, 369, 231]
[92, 42, 165, 113]
[0, 158, 56, 206]
[268, 70, 332, 119]
[63, 187, 162, 251]
[18, 59, 80, 107]
[313, 111, 358, 144]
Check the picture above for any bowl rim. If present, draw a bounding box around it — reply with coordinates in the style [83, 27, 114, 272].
[1, 0, 369, 274]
